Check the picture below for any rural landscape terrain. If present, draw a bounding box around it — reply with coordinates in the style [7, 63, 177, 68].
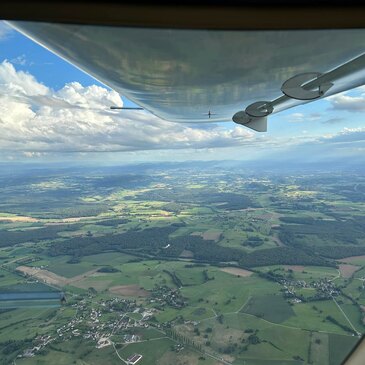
[0, 161, 364, 365]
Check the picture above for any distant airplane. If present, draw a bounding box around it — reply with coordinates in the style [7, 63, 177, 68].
[204, 110, 216, 119]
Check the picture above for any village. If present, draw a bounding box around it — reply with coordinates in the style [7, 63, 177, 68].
[149, 285, 187, 309]
[280, 276, 341, 303]
[17, 294, 169, 364]
[15, 280, 192, 364]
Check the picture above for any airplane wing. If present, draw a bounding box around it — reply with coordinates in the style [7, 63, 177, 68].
[7, 21, 365, 132]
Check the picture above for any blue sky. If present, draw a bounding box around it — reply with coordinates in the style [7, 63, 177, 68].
[0, 21, 364, 164]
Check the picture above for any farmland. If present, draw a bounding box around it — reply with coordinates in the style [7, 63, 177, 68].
[0, 162, 364, 364]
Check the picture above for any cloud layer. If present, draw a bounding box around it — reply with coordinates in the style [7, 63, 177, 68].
[0, 61, 255, 155]
[328, 86, 365, 113]
[0, 60, 364, 163]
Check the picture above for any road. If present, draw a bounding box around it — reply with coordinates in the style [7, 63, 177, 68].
[332, 296, 361, 336]
[112, 342, 127, 364]
[329, 269, 341, 282]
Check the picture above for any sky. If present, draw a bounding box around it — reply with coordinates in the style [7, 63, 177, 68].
[0, 21, 364, 165]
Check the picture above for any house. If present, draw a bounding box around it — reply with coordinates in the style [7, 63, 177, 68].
[127, 353, 143, 364]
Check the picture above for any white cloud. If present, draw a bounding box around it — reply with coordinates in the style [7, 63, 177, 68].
[328, 89, 365, 112]
[0, 61, 256, 155]
[10, 54, 27, 66]
[289, 112, 305, 122]
[23, 151, 44, 158]
[286, 112, 322, 123]
[56, 82, 122, 110]
[0, 60, 48, 96]
[0, 60, 363, 163]
[262, 127, 365, 163]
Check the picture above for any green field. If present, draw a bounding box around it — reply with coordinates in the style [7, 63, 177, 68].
[17, 339, 117, 365]
[0, 307, 58, 342]
[242, 294, 295, 323]
[193, 313, 311, 363]
[1, 165, 365, 364]
[116, 338, 175, 365]
[328, 333, 359, 365]
[28, 252, 139, 278]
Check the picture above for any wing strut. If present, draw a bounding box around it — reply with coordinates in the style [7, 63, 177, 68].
[233, 53, 365, 132]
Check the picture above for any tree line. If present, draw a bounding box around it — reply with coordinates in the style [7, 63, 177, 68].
[45, 223, 339, 268]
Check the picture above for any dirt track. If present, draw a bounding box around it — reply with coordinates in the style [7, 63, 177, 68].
[220, 267, 252, 277]
[0, 216, 38, 223]
[16, 266, 67, 286]
[16, 266, 99, 287]
[109, 285, 150, 297]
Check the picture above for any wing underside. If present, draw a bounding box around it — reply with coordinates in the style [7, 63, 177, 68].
[7, 21, 365, 130]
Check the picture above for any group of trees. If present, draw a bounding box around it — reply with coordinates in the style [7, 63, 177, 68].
[314, 245, 365, 259]
[95, 218, 129, 226]
[275, 216, 365, 262]
[47, 225, 181, 257]
[243, 236, 265, 248]
[186, 240, 242, 262]
[202, 269, 214, 282]
[278, 217, 365, 247]
[166, 328, 203, 352]
[97, 266, 120, 273]
[0, 224, 79, 248]
[40, 211, 365, 269]
[45, 222, 341, 268]
[239, 247, 335, 268]
[162, 270, 183, 288]
[325, 315, 357, 335]
[1, 338, 32, 357]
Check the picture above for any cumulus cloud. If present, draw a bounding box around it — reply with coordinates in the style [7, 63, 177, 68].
[0, 60, 48, 96]
[56, 82, 122, 110]
[320, 127, 365, 144]
[0, 61, 256, 155]
[1, 60, 363, 163]
[328, 87, 365, 112]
